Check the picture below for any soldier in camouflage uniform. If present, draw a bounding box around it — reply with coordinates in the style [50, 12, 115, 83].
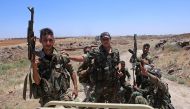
[68, 32, 121, 103]
[118, 61, 132, 103]
[119, 61, 131, 85]
[32, 28, 78, 106]
[77, 46, 93, 102]
[136, 43, 154, 87]
[141, 66, 174, 109]
[128, 43, 154, 104]
[139, 43, 154, 71]
[130, 64, 174, 109]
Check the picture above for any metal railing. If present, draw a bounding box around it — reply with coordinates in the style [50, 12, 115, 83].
[37, 101, 154, 109]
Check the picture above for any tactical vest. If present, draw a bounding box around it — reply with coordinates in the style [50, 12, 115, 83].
[32, 52, 70, 99]
[90, 47, 120, 84]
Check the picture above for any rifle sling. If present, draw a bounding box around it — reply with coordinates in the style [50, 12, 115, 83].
[29, 67, 33, 98]
[23, 65, 33, 100]
[23, 73, 28, 100]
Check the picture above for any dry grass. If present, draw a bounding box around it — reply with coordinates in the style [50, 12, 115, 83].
[153, 37, 190, 85]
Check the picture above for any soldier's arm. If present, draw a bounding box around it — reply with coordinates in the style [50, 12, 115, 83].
[71, 72, 78, 99]
[63, 56, 78, 96]
[140, 66, 166, 91]
[66, 62, 78, 89]
[61, 50, 84, 62]
[66, 48, 96, 63]
[147, 73, 159, 84]
[147, 73, 166, 91]
[32, 57, 41, 85]
[66, 62, 78, 98]
[69, 55, 84, 62]
[70, 71, 78, 91]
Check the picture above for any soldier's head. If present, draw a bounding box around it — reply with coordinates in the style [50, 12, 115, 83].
[143, 43, 150, 54]
[83, 46, 91, 54]
[120, 61, 125, 68]
[100, 32, 111, 48]
[39, 28, 55, 55]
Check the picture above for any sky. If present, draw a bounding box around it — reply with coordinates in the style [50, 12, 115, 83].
[0, 0, 190, 38]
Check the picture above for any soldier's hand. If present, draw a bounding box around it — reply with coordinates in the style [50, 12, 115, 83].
[78, 70, 88, 77]
[72, 88, 78, 99]
[133, 85, 138, 91]
[32, 55, 40, 69]
[60, 50, 69, 56]
[117, 71, 123, 78]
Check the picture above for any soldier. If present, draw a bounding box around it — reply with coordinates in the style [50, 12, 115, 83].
[130, 63, 174, 109]
[118, 61, 132, 103]
[67, 32, 121, 103]
[32, 28, 78, 106]
[136, 43, 154, 87]
[139, 43, 154, 70]
[128, 43, 154, 104]
[140, 64, 175, 109]
[119, 61, 131, 84]
[77, 46, 93, 101]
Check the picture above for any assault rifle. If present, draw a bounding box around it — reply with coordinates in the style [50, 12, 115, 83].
[128, 34, 138, 86]
[23, 7, 35, 100]
[27, 7, 36, 61]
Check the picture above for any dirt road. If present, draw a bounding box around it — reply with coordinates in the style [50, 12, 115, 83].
[120, 51, 190, 109]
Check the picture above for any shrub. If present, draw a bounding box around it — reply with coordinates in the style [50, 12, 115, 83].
[177, 78, 186, 84]
[167, 75, 177, 81]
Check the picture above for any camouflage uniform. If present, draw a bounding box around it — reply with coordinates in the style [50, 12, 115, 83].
[130, 73, 174, 109]
[118, 67, 132, 103]
[136, 52, 154, 87]
[129, 91, 149, 104]
[120, 67, 131, 87]
[84, 45, 120, 103]
[33, 48, 73, 106]
[146, 73, 174, 109]
[77, 54, 93, 102]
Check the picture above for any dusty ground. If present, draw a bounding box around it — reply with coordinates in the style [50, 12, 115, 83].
[0, 36, 190, 109]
